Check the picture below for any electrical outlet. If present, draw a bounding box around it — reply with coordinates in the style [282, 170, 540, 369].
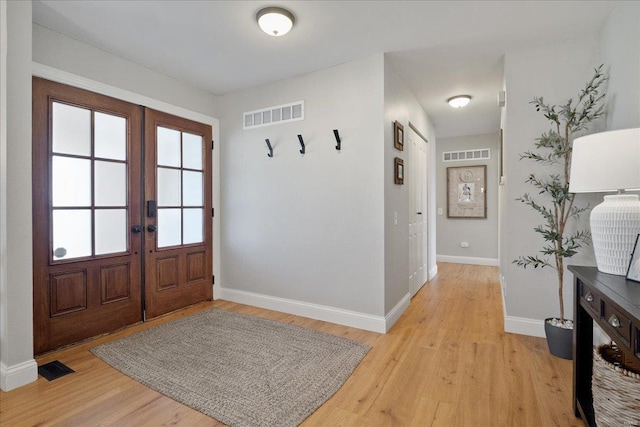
[394, 211, 398, 226]
[460, 242, 469, 248]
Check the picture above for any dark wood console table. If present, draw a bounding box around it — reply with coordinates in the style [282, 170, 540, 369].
[569, 265, 640, 427]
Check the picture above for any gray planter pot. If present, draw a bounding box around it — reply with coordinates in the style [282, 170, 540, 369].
[544, 318, 573, 360]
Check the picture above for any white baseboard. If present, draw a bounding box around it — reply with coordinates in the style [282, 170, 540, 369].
[385, 293, 411, 332]
[504, 316, 545, 338]
[428, 265, 438, 280]
[0, 359, 38, 392]
[218, 287, 389, 333]
[436, 255, 499, 266]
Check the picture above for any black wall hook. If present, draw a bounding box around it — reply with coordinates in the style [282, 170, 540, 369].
[333, 129, 341, 150]
[297, 134, 305, 154]
[265, 138, 273, 157]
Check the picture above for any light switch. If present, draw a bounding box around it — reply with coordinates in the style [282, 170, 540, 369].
[394, 211, 398, 225]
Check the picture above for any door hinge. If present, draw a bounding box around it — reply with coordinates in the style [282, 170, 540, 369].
[212, 275, 215, 285]
[212, 208, 214, 217]
[212, 140, 215, 150]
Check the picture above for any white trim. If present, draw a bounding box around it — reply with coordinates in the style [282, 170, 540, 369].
[0, 359, 38, 392]
[385, 293, 410, 332]
[218, 286, 387, 333]
[31, 61, 223, 332]
[504, 316, 545, 338]
[436, 255, 499, 266]
[428, 265, 438, 280]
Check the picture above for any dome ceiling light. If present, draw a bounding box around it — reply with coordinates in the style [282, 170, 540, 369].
[256, 7, 295, 37]
[447, 95, 472, 108]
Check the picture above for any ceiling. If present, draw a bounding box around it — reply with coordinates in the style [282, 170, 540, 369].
[32, 0, 616, 139]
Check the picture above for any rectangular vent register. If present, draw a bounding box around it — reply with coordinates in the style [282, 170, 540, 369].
[243, 101, 304, 129]
[443, 148, 490, 162]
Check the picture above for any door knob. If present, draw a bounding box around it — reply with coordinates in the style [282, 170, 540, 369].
[147, 224, 157, 232]
[131, 225, 143, 233]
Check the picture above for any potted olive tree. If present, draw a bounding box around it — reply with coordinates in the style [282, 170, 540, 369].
[514, 65, 607, 359]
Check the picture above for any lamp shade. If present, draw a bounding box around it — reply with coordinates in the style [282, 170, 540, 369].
[569, 128, 640, 193]
[569, 128, 640, 276]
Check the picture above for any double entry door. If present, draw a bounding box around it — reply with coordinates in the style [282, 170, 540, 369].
[33, 78, 213, 354]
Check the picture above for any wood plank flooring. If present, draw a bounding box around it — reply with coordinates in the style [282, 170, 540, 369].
[0, 263, 585, 426]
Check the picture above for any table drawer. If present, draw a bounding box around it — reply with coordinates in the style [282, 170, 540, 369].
[602, 300, 632, 345]
[579, 281, 601, 318]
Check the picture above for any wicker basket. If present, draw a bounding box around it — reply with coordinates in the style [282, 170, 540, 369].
[592, 344, 640, 427]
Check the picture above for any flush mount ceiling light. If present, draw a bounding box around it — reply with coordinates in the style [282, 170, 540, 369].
[447, 95, 472, 108]
[256, 7, 295, 37]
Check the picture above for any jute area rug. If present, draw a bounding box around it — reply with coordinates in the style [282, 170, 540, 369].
[91, 308, 371, 427]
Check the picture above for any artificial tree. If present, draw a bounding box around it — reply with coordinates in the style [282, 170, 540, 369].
[514, 65, 607, 325]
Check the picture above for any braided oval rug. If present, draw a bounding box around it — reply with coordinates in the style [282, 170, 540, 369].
[91, 308, 371, 427]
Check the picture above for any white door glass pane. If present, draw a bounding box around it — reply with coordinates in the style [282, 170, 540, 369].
[157, 208, 181, 247]
[95, 209, 127, 255]
[53, 209, 92, 260]
[95, 112, 126, 160]
[183, 208, 203, 244]
[157, 167, 181, 206]
[95, 161, 126, 207]
[182, 132, 203, 170]
[157, 126, 181, 167]
[52, 102, 91, 156]
[182, 171, 203, 206]
[52, 156, 91, 207]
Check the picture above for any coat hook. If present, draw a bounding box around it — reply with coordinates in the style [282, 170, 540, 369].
[333, 129, 341, 150]
[265, 138, 273, 157]
[297, 134, 305, 154]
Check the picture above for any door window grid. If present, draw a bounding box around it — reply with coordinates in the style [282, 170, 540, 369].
[156, 126, 204, 248]
[50, 101, 129, 262]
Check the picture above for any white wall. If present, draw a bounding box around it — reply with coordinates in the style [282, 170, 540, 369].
[383, 57, 436, 314]
[219, 55, 387, 329]
[436, 133, 500, 265]
[33, 24, 219, 119]
[502, 36, 600, 336]
[0, 0, 38, 391]
[501, 3, 640, 338]
[599, 1, 640, 131]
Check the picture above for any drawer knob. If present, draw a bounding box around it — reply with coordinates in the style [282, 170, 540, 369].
[608, 315, 621, 328]
[585, 292, 594, 302]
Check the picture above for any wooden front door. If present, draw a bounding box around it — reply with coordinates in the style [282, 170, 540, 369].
[33, 78, 143, 354]
[33, 79, 213, 354]
[143, 109, 212, 319]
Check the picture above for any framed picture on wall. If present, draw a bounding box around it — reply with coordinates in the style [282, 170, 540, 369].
[394, 121, 404, 151]
[394, 157, 404, 185]
[446, 165, 487, 218]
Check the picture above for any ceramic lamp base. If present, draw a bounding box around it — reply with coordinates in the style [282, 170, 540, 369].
[590, 194, 640, 276]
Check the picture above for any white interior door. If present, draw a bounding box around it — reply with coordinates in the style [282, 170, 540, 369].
[408, 127, 428, 297]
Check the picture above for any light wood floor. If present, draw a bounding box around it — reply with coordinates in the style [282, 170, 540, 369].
[0, 263, 585, 426]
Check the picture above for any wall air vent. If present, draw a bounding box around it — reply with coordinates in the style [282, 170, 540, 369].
[442, 148, 490, 162]
[243, 101, 304, 130]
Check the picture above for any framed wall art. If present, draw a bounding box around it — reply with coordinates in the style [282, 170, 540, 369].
[394, 157, 404, 185]
[626, 234, 640, 283]
[393, 121, 404, 151]
[447, 165, 487, 218]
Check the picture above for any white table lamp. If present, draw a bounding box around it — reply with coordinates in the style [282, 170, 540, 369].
[569, 128, 640, 276]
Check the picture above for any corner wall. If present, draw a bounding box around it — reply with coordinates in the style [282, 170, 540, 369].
[383, 57, 436, 315]
[0, 0, 37, 391]
[219, 55, 387, 330]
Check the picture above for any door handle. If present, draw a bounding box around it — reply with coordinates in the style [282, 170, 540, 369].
[417, 212, 422, 215]
[131, 225, 143, 233]
[147, 200, 157, 217]
[147, 224, 157, 232]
